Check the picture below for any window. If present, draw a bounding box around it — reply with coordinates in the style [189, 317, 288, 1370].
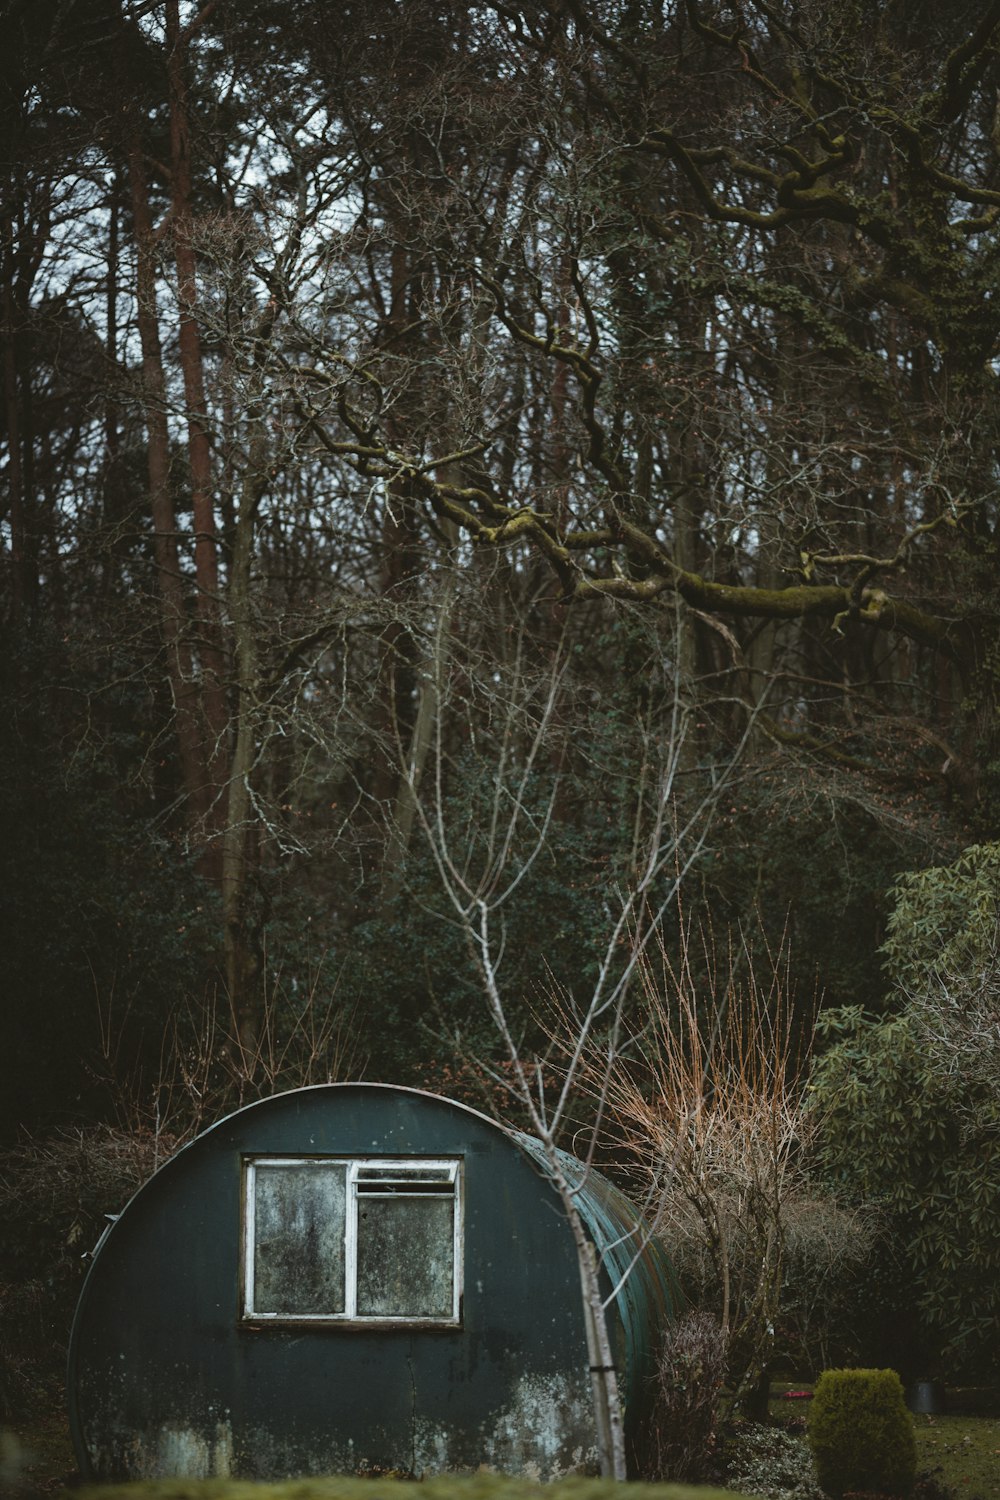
[241, 1157, 462, 1326]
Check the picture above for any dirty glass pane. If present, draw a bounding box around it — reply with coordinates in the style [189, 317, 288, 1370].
[252, 1162, 346, 1315]
[356, 1171, 454, 1196]
[355, 1195, 454, 1318]
[356, 1165, 454, 1185]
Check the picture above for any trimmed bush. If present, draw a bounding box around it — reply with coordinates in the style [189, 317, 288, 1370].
[807, 1368, 917, 1498]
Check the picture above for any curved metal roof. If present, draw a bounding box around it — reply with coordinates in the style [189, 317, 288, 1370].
[510, 1132, 682, 1416]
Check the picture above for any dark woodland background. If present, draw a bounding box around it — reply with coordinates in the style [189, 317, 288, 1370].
[5, 0, 1000, 1413]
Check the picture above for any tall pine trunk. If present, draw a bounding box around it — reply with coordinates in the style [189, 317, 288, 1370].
[124, 107, 213, 833]
[165, 0, 230, 845]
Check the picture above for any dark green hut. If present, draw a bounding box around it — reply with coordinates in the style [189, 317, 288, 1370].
[68, 1084, 677, 1482]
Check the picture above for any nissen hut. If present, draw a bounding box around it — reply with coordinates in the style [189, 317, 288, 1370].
[68, 1084, 677, 1481]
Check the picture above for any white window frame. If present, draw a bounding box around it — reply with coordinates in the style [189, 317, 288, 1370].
[241, 1155, 463, 1328]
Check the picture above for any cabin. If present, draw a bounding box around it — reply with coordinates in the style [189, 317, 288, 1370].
[68, 1083, 677, 1481]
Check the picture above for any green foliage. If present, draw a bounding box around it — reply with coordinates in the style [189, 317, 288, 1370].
[723, 1423, 824, 1500]
[881, 842, 1000, 993]
[807, 1368, 916, 1499]
[334, 730, 637, 1087]
[808, 839, 1000, 1378]
[0, 632, 221, 1143]
[807, 1005, 1000, 1377]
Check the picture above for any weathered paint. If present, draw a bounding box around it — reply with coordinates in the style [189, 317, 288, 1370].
[512, 1132, 681, 1436]
[148, 1421, 234, 1480]
[68, 1085, 676, 1482]
[482, 1371, 593, 1481]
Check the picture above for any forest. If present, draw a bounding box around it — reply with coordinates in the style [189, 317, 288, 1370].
[4, 0, 1000, 1440]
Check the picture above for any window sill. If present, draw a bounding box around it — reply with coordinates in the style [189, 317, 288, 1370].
[239, 1314, 463, 1332]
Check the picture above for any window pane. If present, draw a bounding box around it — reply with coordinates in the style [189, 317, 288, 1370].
[355, 1195, 454, 1318]
[252, 1162, 346, 1315]
[356, 1165, 455, 1184]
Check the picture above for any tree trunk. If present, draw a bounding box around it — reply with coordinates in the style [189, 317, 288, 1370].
[165, 0, 230, 849]
[372, 241, 423, 844]
[124, 107, 212, 832]
[380, 531, 459, 909]
[221, 445, 268, 1047]
[1, 205, 28, 623]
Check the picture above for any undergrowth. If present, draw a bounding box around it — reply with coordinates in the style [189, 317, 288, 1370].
[722, 1422, 825, 1500]
[71, 1478, 753, 1500]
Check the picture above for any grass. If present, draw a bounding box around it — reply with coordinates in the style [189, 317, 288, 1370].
[912, 1413, 1000, 1498]
[0, 1429, 758, 1500]
[770, 1383, 1000, 1499]
[72, 1482, 754, 1500]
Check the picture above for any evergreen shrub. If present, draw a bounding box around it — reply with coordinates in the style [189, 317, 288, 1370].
[807, 1368, 916, 1498]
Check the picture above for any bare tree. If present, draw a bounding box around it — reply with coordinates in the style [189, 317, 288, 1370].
[389, 572, 756, 1476]
[579, 914, 833, 1416]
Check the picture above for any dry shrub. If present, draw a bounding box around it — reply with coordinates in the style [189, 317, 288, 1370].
[104, 979, 363, 1149]
[540, 908, 878, 1412]
[584, 917, 814, 1411]
[0, 978, 362, 1420]
[0, 1124, 165, 1418]
[780, 1192, 880, 1372]
[643, 1310, 728, 1482]
[0, 1277, 55, 1416]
